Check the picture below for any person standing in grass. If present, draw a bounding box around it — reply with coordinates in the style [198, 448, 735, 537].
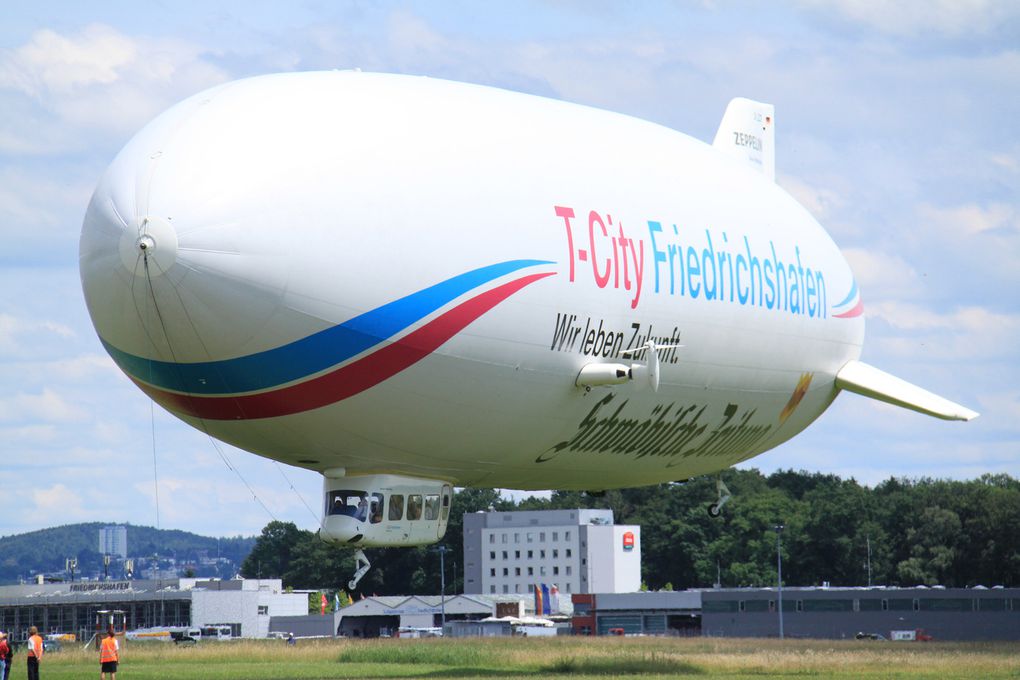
[26, 627, 42, 680]
[1, 629, 11, 680]
[99, 627, 119, 680]
[0, 632, 8, 680]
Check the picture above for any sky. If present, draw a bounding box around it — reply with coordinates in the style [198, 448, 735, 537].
[1, 1, 1018, 539]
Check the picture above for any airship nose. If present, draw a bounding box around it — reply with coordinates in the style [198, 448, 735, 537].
[79, 96, 292, 389]
[79, 143, 184, 368]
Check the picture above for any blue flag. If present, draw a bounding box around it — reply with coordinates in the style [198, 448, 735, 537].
[540, 584, 551, 615]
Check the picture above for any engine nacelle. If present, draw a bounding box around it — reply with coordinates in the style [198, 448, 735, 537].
[320, 472, 452, 547]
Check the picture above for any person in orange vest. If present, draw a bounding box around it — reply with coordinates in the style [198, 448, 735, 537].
[25, 626, 42, 680]
[99, 626, 120, 680]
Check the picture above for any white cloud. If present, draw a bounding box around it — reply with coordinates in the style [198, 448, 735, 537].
[842, 248, 920, 302]
[801, 0, 1020, 38]
[0, 24, 229, 142]
[919, 202, 1017, 238]
[32, 483, 84, 514]
[779, 175, 845, 221]
[868, 302, 1020, 361]
[0, 388, 89, 424]
[0, 24, 137, 96]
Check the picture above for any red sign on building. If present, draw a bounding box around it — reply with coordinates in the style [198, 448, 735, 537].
[623, 531, 635, 551]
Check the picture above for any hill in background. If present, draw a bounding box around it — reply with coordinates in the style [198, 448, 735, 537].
[0, 522, 255, 584]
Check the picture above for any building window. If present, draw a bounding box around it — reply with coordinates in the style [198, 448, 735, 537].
[553, 549, 559, 559]
[490, 585, 496, 594]
[566, 583, 571, 593]
[528, 567, 534, 576]
[490, 568, 496, 577]
[502, 534, 508, 544]
[552, 531, 559, 541]
[527, 533, 533, 543]
[553, 566, 559, 575]
[515, 567, 521, 576]
[540, 550, 546, 559]
[502, 551, 508, 560]
[566, 566, 572, 576]
[257, 605, 268, 615]
[565, 531, 571, 541]
[490, 551, 495, 560]
[528, 584, 534, 593]
[582, 558, 586, 565]
[540, 566, 546, 576]
[515, 584, 521, 593]
[566, 549, 572, 558]
[503, 585, 509, 594]
[515, 533, 520, 543]
[515, 550, 520, 559]
[528, 550, 533, 559]
[540, 532, 546, 541]
[489, 534, 495, 544]
[503, 568, 509, 576]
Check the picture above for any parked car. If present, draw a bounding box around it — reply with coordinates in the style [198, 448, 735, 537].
[41, 640, 61, 653]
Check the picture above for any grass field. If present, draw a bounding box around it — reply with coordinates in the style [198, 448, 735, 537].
[12, 636, 1019, 679]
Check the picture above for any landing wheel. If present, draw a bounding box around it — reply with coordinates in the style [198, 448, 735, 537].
[707, 503, 722, 518]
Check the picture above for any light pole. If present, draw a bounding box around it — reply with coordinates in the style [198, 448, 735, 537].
[866, 535, 872, 588]
[434, 546, 448, 631]
[774, 524, 784, 640]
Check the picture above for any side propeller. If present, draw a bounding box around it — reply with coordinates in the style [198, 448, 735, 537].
[575, 342, 681, 392]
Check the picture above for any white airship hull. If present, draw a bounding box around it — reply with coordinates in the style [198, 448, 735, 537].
[81, 72, 885, 493]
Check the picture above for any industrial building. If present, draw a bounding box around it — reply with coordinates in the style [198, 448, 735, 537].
[700, 586, 1020, 641]
[0, 578, 307, 641]
[462, 509, 640, 596]
[571, 587, 1020, 641]
[335, 594, 513, 638]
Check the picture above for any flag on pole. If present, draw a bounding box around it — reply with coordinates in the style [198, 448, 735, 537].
[320, 592, 327, 615]
[533, 583, 543, 616]
[540, 584, 551, 615]
[549, 585, 560, 613]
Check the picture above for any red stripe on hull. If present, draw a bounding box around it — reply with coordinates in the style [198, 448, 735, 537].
[833, 299, 864, 318]
[135, 272, 554, 420]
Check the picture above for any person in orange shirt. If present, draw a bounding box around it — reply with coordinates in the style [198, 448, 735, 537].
[25, 627, 42, 680]
[99, 626, 119, 680]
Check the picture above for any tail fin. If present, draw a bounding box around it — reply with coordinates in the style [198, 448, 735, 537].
[713, 98, 775, 182]
[835, 360, 979, 421]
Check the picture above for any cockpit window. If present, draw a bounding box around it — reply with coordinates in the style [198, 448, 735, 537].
[326, 490, 369, 520]
[424, 494, 440, 520]
[389, 494, 405, 521]
[441, 489, 451, 521]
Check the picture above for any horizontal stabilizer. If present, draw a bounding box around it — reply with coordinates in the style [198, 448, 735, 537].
[835, 360, 978, 421]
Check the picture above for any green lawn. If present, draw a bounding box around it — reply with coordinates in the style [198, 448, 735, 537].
[15, 636, 1019, 679]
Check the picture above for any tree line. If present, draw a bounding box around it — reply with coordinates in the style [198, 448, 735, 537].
[240, 469, 1020, 595]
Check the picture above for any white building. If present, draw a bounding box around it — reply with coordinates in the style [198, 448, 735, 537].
[182, 578, 309, 638]
[98, 525, 128, 559]
[0, 578, 307, 641]
[462, 509, 640, 597]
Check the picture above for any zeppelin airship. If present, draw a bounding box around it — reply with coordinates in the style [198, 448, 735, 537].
[79, 71, 975, 586]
